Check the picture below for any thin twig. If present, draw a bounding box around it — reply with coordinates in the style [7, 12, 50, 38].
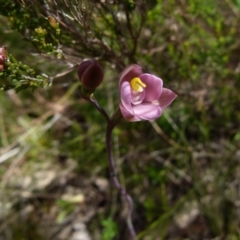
[50, 65, 78, 81]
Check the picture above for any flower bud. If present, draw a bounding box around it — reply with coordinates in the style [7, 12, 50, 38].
[0, 47, 6, 72]
[78, 60, 104, 91]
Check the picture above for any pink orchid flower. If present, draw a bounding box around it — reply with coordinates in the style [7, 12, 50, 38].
[119, 64, 177, 122]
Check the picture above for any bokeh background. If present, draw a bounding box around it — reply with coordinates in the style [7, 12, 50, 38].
[0, 0, 240, 239]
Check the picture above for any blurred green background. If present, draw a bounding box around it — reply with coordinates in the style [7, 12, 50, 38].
[0, 0, 240, 239]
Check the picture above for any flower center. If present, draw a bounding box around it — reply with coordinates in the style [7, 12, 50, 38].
[130, 77, 146, 92]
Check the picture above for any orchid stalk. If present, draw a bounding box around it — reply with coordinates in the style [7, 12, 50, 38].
[80, 92, 137, 238]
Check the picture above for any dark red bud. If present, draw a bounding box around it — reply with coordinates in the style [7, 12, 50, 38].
[78, 60, 104, 90]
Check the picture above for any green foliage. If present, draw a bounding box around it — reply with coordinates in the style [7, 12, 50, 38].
[101, 218, 118, 240]
[232, 0, 240, 8]
[0, 52, 50, 91]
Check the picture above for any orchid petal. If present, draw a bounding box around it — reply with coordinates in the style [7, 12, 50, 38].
[158, 88, 177, 109]
[140, 74, 163, 102]
[120, 81, 133, 113]
[119, 64, 142, 87]
[132, 103, 162, 120]
[119, 103, 141, 121]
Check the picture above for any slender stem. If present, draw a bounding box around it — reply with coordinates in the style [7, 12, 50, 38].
[106, 113, 136, 239]
[80, 91, 136, 238]
[78, 89, 110, 123]
[89, 94, 110, 124]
